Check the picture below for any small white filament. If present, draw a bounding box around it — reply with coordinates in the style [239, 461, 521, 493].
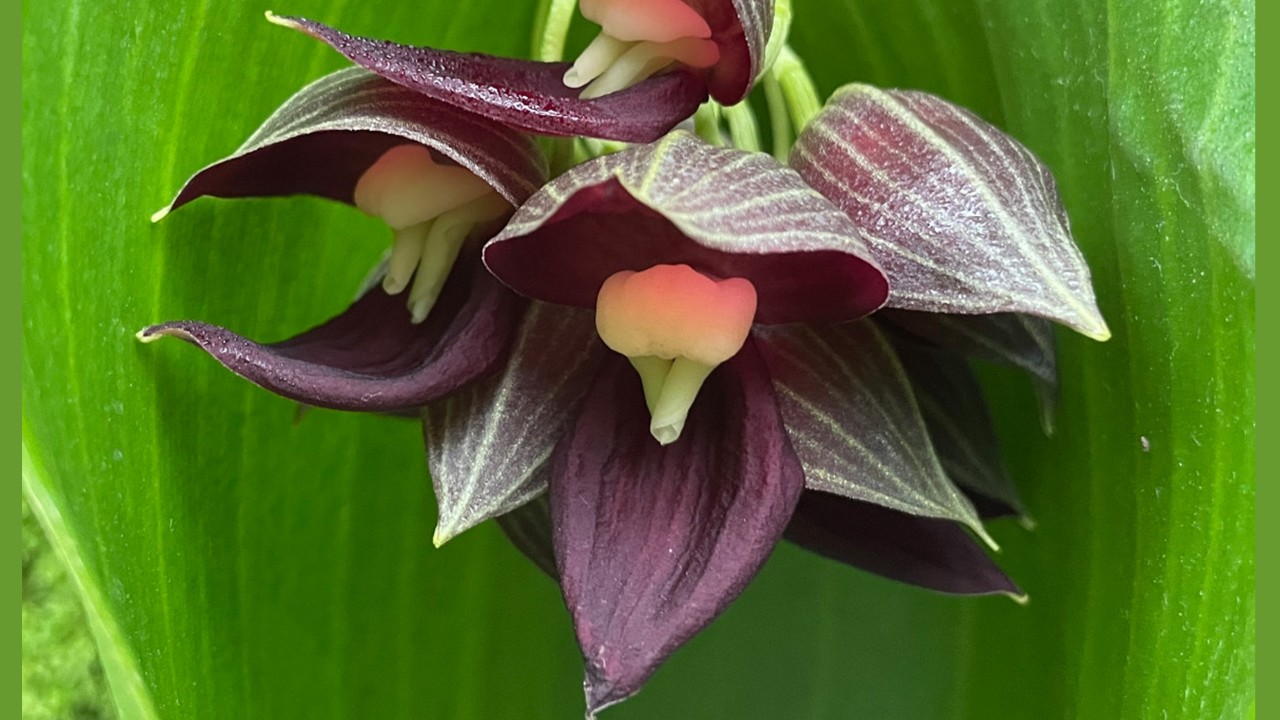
[563, 34, 631, 88]
[403, 193, 511, 324]
[383, 221, 433, 295]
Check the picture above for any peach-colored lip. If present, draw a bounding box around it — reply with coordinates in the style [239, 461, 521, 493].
[580, 0, 713, 43]
[595, 264, 757, 367]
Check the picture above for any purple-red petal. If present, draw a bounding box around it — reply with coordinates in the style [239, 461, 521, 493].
[162, 67, 547, 213]
[786, 491, 1022, 597]
[138, 253, 525, 412]
[495, 491, 557, 579]
[486, 132, 888, 324]
[268, 15, 707, 143]
[552, 339, 804, 715]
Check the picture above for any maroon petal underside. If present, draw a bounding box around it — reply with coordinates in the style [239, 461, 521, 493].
[422, 304, 604, 543]
[552, 340, 804, 715]
[495, 491, 557, 579]
[163, 67, 546, 214]
[687, 0, 772, 104]
[790, 84, 1109, 341]
[889, 340, 1029, 521]
[138, 252, 525, 412]
[486, 131, 888, 324]
[880, 309, 1060, 434]
[786, 490, 1022, 597]
[268, 15, 706, 143]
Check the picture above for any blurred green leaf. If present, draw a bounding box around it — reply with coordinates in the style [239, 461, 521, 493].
[22, 0, 1252, 719]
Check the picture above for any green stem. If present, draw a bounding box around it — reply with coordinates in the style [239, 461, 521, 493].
[721, 102, 762, 152]
[693, 102, 728, 146]
[773, 45, 822, 133]
[762, 73, 793, 161]
[530, 0, 577, 62]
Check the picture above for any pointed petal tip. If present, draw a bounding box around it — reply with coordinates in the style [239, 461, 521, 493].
[135, 325, 192, 344]
[1018, 514, 1038, 531]
[1079, 315, 1112, 342]
[135, 326, 166, 343]
[149, 205, 171, 223]
[1007, 591, 1030, 606]
[975, 524, 999, 552]
[263, 10, 294, 28]
[431, 526, 450, 548]
[584, 675, 630, 720]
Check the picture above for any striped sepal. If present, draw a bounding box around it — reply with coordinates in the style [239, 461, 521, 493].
[422, 303, 603, 545]
[756, 320, 993, 546]
[791, 84, 1110, 341]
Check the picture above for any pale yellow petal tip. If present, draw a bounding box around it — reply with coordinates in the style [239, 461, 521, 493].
[1085, 320, 1112, 342]
[150, 205, 171, 223]
[263, 10, 296, 28]
[1073, 310, 1112, 341]
[976, 525, 999, 552]
[431, 525, 454, 548]
[1006, 591, 1030, 606]
[135, 328, 163, 344]
[1018, 514, 1038, 532]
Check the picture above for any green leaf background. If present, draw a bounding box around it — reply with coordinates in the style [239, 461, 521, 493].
[21, 0, 1254, 717]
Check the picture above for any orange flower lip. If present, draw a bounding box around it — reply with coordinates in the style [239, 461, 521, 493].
[596, 264, 758, 444]
[596, 264, 757, 367]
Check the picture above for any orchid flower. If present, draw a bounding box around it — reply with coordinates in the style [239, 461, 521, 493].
[406, 102, 1107, 710]
[138, 68, 548, 411]
[261, 0, 772, 141]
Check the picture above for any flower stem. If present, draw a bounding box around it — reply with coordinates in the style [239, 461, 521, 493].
[772, 45, 822, 134]
[721, 102, 761, 152]
[532, 0, 580, 173]
[693, 102, 728, 146]
[763, 72, 793, 161]
[531, 0, 577, 62]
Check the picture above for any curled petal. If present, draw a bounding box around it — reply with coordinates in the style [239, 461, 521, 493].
[754, 320, 991, 543]
[159, 67, 547, 214]
[423, 304, 603, 544]
[552, 339, 804, 715]
[686, 0, 773, 103]
[791, 85, 1110, 340]
[267, 15, 707, 143]
[486, 131, 888, 324]
[138, 252, 525, 412]
[786, 491, 1023, 598]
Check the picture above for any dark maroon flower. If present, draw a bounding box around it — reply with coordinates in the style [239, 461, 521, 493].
[264, 0, 773, 142]
[138, 68, 548, 411]
[415, 132, 1047, 715]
